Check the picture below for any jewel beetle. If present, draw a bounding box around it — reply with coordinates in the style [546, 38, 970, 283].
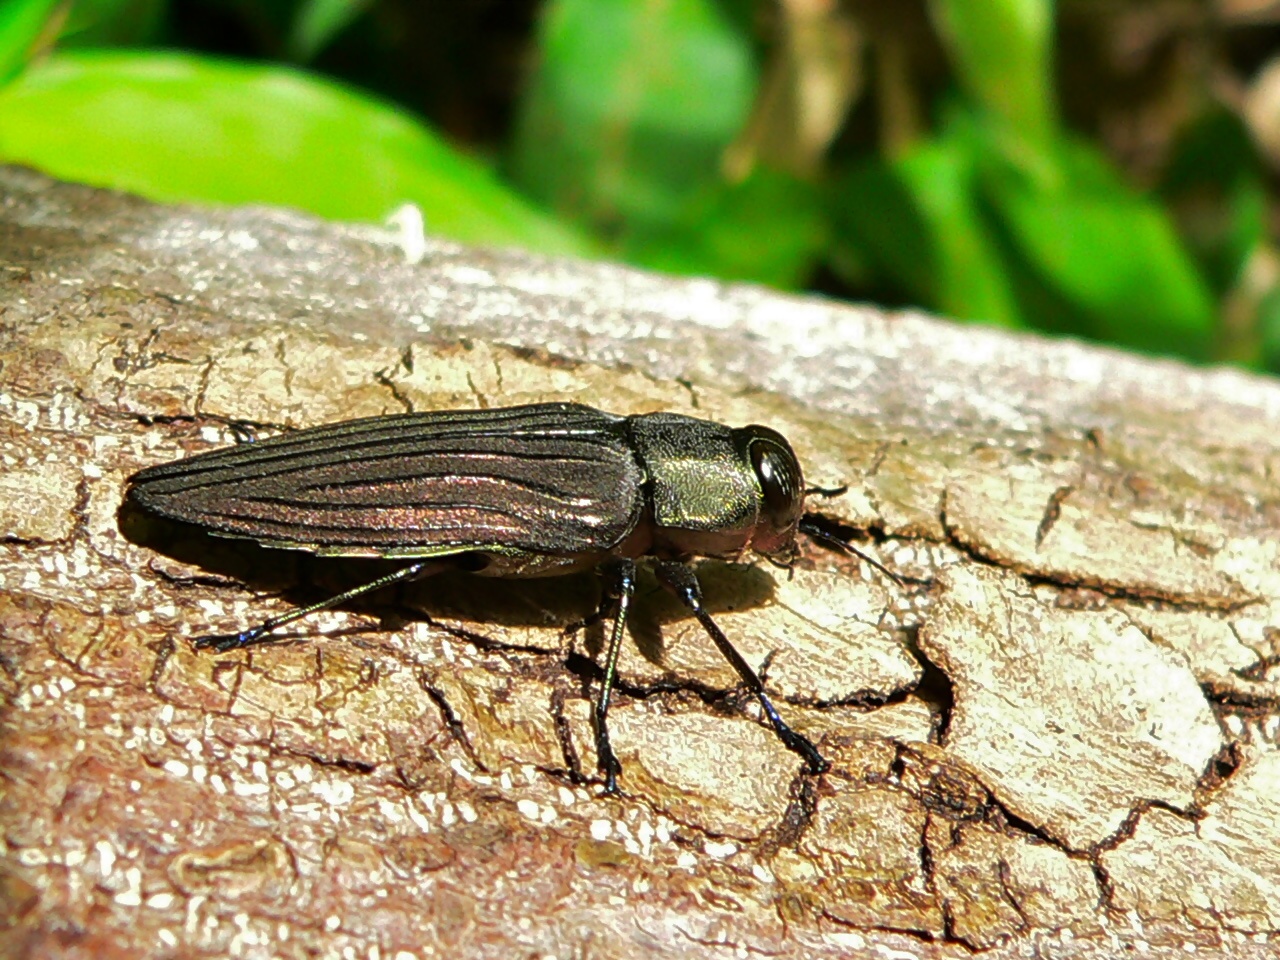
[126, 402, 893, 792]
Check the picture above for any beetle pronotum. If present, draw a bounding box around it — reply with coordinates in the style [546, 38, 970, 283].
[127, 402, 894, 792]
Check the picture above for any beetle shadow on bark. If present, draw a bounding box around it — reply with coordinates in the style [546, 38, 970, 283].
[614, 561, 779, 665]
[118, 503, 779, 665]
[118, 502, 305, 594]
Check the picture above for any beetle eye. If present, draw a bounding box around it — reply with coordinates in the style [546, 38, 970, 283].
[750, 440, 803, 530]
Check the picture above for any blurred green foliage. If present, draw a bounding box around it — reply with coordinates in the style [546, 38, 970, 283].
[0, 0, 63, 83]
[0, 0, 1274, 369]
[0, 49, 591, 252]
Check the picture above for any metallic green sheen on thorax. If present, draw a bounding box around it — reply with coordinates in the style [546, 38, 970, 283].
[626, 413, 760, 559]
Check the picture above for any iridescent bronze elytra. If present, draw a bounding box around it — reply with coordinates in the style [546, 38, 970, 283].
[127, 402, 885, 792]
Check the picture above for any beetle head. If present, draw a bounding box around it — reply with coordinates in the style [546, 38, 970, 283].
[735, 425, 805, 560]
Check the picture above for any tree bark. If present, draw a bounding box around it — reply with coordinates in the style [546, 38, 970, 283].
[2, 164, 1279, 959]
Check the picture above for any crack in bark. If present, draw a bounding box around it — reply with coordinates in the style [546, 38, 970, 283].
[549, 685, 587, 783]
[1228, 641, 1280, 694]
[274, 338, 294, 402]
[1088, 798, 1198, 857]
[899, 628, 951, 744]
[759, 776, 819, 857]
[36, 600, 104, 677]
[68, 473, 93, 544]
[192, 355, 215, 417]
[940, 495, 1256, 614]
[0, 533, 57, 547]
[865, 440, 892, 480]
[1203, 680, 1280, 710]
[490, 353, 504, 396]
[823, 915, 942, 946]
[995, 857, 1034, 937]
[147, 635, 177, 694]
[419, 673, 487, 773]
[270, 740, 378, 775]
[112, 407, 292, 437]
[464, 370, 489, 409]
[918, 815, 953, 943]
[562, 645, 844, 724]
[1090, 858, 1121, 919]
[1189, 741, 1246, 810]
[373, 365, 414, 414]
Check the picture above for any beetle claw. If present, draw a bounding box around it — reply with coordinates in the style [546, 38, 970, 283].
[805, 753, 832, 776]
[596, 738, 622, 796]
[777, 727, 829, 776]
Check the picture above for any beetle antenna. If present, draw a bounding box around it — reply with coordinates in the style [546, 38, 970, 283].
[797, 519, 903, 586]
[805, 483, 848, 498]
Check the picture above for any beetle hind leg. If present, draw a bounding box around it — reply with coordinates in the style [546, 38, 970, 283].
[192, 559, 440, 652]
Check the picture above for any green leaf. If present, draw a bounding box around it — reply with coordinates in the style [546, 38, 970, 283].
[833, 140, 1023, 327]
[835, 104, 1216, 359]
[622, 168, 825, 289]
[977, 133, 1216, 358]
[0, 50, 592, 255]
[929, 0, 1055, 143]
[509, 0, 756, 233]
[0, 0, 63, 84]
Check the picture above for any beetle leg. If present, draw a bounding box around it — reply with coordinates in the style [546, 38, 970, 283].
[561, 590, 620, 639]
[652, 560, 830, 777]
[227, 420, 261, 444]
[193, 559, 441, 653]
[593, 557, 636, 794]
[797, 519, 903, 585]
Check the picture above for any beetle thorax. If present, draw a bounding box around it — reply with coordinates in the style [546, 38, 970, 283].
[626, 413, 761, 560]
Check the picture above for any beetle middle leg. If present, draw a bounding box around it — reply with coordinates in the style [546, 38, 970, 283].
[652, 559, 829, 777]
[591, 557, 636, 794]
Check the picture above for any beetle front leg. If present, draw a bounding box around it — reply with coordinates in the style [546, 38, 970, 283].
[592, 557, 636, 794]
[652, 559, 829, 777]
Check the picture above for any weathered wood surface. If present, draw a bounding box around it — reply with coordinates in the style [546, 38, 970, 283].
[2, 164, 1279, 959]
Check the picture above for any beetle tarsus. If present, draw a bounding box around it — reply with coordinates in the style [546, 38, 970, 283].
[228, 421, 261, 445]
[596, 738, 622, 795]
[777, 726, 831, 775]
[193, 626, 268, 652]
